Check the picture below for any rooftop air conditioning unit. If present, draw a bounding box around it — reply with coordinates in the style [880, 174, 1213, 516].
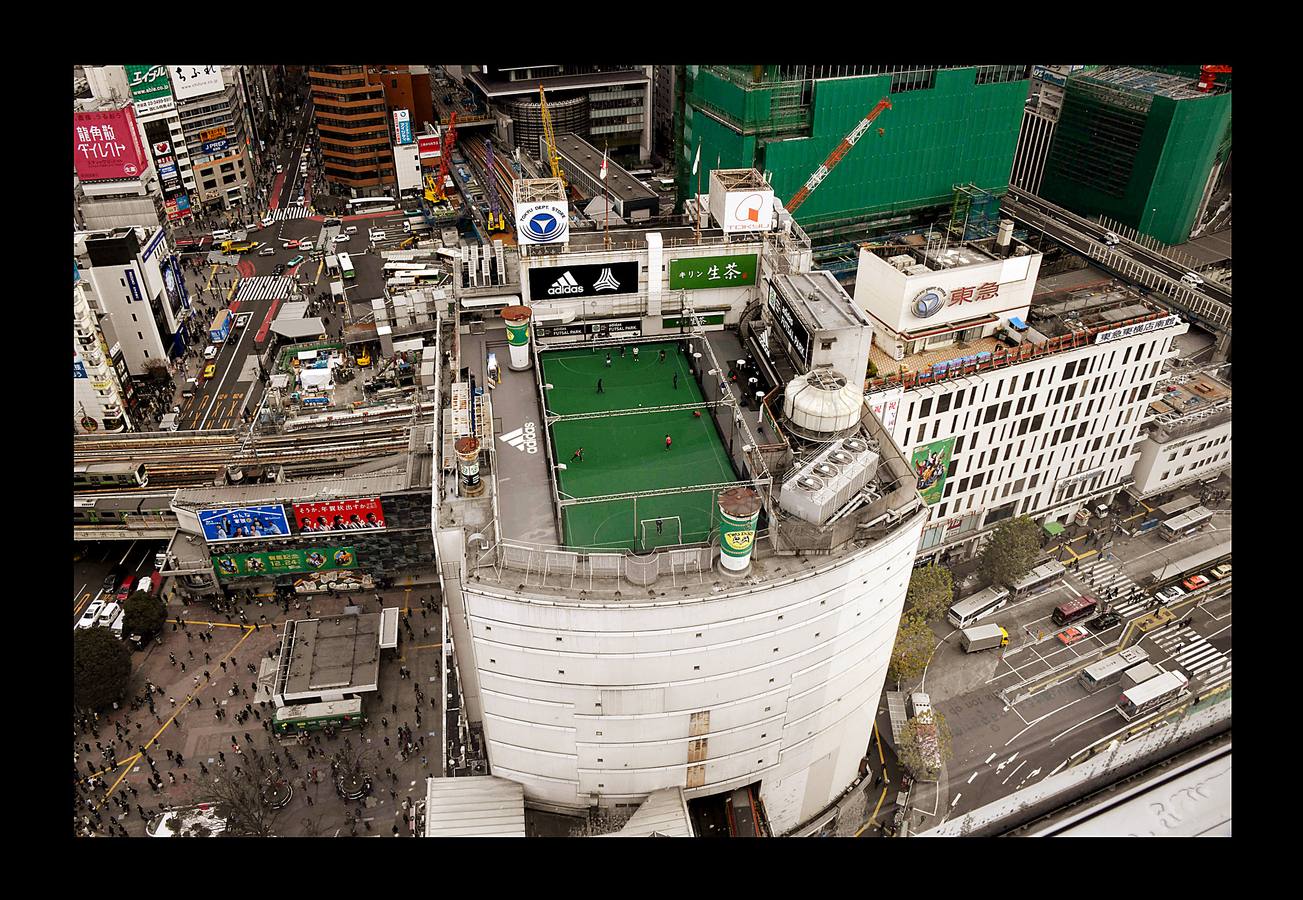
[779, 473, 828, 524]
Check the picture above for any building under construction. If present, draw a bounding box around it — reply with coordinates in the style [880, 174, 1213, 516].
[1038, 66, 1232, 245]
[679, 65, 1029, 242]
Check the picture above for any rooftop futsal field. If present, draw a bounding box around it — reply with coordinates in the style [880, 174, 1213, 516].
[540, 340, 739, 552]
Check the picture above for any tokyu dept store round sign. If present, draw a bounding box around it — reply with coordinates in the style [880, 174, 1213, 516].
[515, 201, 569, 245]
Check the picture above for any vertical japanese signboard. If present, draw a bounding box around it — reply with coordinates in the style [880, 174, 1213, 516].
[73, 107, 146, 182]
[124, 64, 174, 116]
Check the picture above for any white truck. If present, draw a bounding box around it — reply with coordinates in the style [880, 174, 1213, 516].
[960, 623, 1009, 653]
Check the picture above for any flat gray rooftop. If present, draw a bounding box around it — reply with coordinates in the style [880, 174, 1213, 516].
[554, 133, 658, 204]
[776, 270, 872, 331]
[174, 473, 410, 508]
[279, 614, 381, 698]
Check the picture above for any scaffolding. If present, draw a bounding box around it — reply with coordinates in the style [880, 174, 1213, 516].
[948, 183, 1000, 240]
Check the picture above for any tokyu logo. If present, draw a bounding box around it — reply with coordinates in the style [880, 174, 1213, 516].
[547, 272, 583, 295]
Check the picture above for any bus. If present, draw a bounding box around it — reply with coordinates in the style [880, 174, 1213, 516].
[272, 698, 366, 735]
[1155, 494, 1201, 519]
[1079, 645, 1149, 692]
[1053, 594, 1098, 626]
[337, 252, 356, 280]
[74, 462, 148, 489]
[947, 586, 1010, 629]
[209, 309, 232, 344]
[1117, 670, 1189, 720]
[348, 196, 397, 214]
[1008, 560, 1066, 597]
[1159, 506, 1213, 542]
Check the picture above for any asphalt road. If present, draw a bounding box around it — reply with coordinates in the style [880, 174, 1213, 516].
[73, 540, 166, 626]
[916, 515, 1232, 827]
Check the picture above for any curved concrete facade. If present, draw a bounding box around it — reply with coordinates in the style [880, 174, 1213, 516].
[458, 509, 926, 835]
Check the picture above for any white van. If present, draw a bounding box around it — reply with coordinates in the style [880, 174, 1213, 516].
[211, 229, 232, 241]
[369, 229, 386, 242]
[110, 610, 126, 638]
[299, 239, 314, 252]
[97, 601, 122, 628]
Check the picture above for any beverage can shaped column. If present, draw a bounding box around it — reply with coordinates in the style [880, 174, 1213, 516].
[455, 436, 484, 496]
[718, 486, 761, 574]
[500, 305, 533, 371]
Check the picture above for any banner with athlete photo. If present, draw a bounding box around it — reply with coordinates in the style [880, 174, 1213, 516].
[291, 498, 387, 533]
[199, 504, 290, 542]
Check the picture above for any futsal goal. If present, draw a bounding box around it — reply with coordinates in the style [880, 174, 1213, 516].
[638, 516, 683, 552]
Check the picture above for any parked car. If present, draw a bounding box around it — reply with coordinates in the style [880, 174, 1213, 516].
[116, 575, 136, 602]
[1210, 564, 1232, 580]
[333, 234, 349, 244]
[324, 217, 342, 227]
[298, 240, 314, 251]
[203, 346, 217, 360]
[1182, 574, 1210, 591]
[1181, 271, 1205, 286]
[1155, 585, 1185, 603]
[1057, 626, 1089, 646]
[78, 600, 106, 630]
[102, 571, 122, 594]
[283, 239, 299, 249]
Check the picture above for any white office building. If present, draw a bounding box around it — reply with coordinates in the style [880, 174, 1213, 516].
[1128, 370, 1231, 498]
[74, 266, 131, 434]
[74, 226, 184, 378]
[855, 228, 1188, 563]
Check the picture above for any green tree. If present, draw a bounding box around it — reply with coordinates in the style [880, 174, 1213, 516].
[906, 564, 954, 622]
[887, 614, 937, 687]
[73, 627, 131, 711]
[122, 592, 165, 642]
[977, 516, 1042, 589]
[896, 709, 954, 782]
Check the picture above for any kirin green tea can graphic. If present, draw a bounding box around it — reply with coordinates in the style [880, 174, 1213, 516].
[718, 486, 762, 573]
[501, 305, 532, 371]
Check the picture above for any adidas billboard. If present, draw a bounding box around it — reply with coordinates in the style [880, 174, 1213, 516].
[528, 261, 639, 301]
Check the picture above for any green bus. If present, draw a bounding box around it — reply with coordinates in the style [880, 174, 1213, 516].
[273, 698, 366, 735]
[337, 251, 356, 280]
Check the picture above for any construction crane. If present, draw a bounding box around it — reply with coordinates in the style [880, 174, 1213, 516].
[539, 84, 566, 191]
[425, 113, 458, 204]
[785, 97, 891, 215]
[1197, 65, 1232, 93]
[485, 139, 507, 233]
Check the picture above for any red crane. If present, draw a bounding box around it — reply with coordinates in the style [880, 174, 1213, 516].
[1197, 65, 1231, 93]
[786, 97, 891, 215]
[434, 113, 458, 202]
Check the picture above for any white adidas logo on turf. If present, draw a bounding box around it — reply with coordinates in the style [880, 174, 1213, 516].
[547, 271, 583, 296]
[498, 422, 538, 453]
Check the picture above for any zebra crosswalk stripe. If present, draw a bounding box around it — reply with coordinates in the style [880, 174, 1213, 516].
[234, 276, 294, 302]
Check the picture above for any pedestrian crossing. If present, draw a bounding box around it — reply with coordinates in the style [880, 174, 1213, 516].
[266, 207, 313, 221]
[1074, 555, 1149, 618]
[235, 277, 296, 302]
[1149, 622, 1232, 692]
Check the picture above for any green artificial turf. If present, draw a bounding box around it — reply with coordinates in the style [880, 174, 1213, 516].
[541, 341, 738, 550]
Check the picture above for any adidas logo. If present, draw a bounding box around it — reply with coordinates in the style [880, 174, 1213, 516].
[593, 268, 621, 292]
[547, 272, 584, 296]
[498, 422, 538, 454]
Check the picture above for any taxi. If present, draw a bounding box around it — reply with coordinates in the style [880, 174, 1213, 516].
[203, 363, 216, 380]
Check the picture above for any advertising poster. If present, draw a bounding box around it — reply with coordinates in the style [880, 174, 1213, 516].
[527, 261, 639, 299]
[125, 64, 174, 116]
[292, 498, 387, 532]
[393, 109, 413, 145]
[767, 287, 811, 365]
[911, 437, 956, 505]
[74, 107, 146, 181]
[199, 504, 291, 542]
[211, 546, 358, 579]
[417, 135, 441, 161]
[669, 253, 758, 291]
[169, 65, 224, 100]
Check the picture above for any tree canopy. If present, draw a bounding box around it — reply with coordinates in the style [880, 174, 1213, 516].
[73, 627, 132, 711]
[888, 614, 937, 687]
[896, 709, 954, 782]
[122, 592, 166, 641]
[906, 564, 954, 622]
[978, 516, 1042, 589]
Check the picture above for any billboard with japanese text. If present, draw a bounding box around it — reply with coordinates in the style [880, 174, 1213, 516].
[291, 498, 387, 533]
[199, 504, 291, 542]
[74, 107, 146, 182]
[211, 546, 358, 579]
[168, 65, 224, 101]
[393, 109, 413, 145]
[417, 135, 441, 161]
[125, 64, 174, 116]
[669, 253, 757, 291]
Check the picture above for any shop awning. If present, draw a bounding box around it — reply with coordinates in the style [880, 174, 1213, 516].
[1042, 520, 1066, 537]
